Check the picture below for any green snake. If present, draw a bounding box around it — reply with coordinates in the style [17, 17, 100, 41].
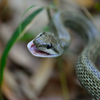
[27, 10, 100, 100]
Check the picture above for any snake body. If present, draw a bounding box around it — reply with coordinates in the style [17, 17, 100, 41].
[27, 11, 100, 99]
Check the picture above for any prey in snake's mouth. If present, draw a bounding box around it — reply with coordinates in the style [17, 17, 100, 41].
[27, 32, 63, 57]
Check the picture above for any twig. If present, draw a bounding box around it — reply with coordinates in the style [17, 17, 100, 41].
[53, 0, 59, 7]
[81, 6, 100, 31]
[46, 7, 52, 22]
[0, 91, 4, 100]
[58, 57, 69, 100]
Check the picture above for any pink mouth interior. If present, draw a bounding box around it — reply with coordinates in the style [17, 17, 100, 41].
[30, 43, 50, 56]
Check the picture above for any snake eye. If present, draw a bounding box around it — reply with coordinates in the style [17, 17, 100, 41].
[47, 44, 52, 49]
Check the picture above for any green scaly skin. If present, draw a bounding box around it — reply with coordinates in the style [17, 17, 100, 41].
[27, 11, 100, 99]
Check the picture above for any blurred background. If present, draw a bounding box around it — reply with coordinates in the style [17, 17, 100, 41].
[0, 0, 100, 100]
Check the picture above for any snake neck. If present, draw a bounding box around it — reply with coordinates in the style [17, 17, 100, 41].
[52, 12, 71, 48]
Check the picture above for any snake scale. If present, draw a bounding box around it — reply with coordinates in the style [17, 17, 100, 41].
[27, 10, 100, 100]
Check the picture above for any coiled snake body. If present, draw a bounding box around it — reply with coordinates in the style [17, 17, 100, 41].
[27, 11, 100, 99]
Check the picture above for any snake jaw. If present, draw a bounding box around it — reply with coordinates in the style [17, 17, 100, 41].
[27, 40, 60, 57]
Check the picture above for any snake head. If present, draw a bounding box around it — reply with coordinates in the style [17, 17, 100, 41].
[27, 32, 63, 57]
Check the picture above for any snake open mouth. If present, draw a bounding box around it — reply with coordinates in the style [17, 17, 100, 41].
[31, 44, 50, 55]
[27, 40, 52, 57]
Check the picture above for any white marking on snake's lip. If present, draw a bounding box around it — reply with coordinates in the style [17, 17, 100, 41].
[27, 40, 57, 57]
